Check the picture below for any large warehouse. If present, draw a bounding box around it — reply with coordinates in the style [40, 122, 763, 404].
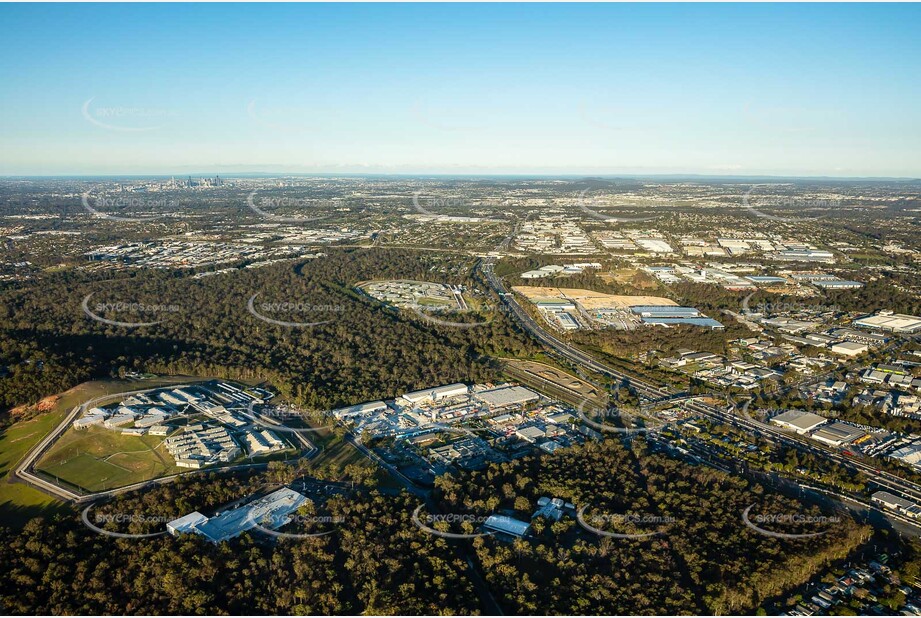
[167, 487, 308, 543]
[854, 312, 921, 334]
[770, 410, 828, 434]
[810, 422, 867, 447]
[629, 305, 724, 330]
[401, 383, 469, 404]
[474, 385, 540, 409]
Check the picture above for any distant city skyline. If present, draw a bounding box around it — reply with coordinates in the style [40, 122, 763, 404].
[1, 3, 919, 177]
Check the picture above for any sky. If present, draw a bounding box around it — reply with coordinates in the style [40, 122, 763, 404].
[0, 3, 919, 178]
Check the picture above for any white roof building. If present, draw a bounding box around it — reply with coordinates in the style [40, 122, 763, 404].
[74, 415, 106, 429]
[890, 444, 921, 466]
[771, 410, 828, 434]
[483, 514, 530, 538]
[854, 312, 921, 334]
[475, 386, 540, 409]
[167, 511, 208, 536]
[810, 422, 866, 447]
[831, 341, 869, 357]
[872, 491, 917, 512]
[401, 383, 468, 404]
[332, 401, 388, 419]
[167, 488, 309, 543]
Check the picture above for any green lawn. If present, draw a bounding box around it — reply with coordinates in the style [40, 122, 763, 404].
[0, 376, 204, 527]
[0, 380, 141, 527]
[0, 406, 70, 527]
[300, 423, 373, 478]
[36, 425, 181, 493]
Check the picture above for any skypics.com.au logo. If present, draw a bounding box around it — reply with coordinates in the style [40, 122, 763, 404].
[81, 505, 170, 539]
[576, 505, 673, 539]
[248, 512, 344, 540]
[242, 401, 334, 434]
[246, 293, 345, 328]
[411, 505, 494, 539]
[574, 398, 665, 436]
[404, 300, 511, 331]
[246, 190, 339, 224]
[741, 503, 840, 539]
[81, 193, 179, 222]
[576, 188, 662, 223]
[82, 293, 180, 328]
[740, 291, 840, 315]
[82, 98, 178, 132]
[411, 192, 508, 221]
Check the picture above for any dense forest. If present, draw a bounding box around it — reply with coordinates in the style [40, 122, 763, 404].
[436, 439, 870, 615]
[0, 438, 869, 615]
[0, 469, 481, 615]
[0, 248, 540, 419]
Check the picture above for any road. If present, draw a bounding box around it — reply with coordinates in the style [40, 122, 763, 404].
[481, 258, 921, 517]
[345, 431, 504, 614]
[14, 384, 320, 504]
[13, 385, 188, 502]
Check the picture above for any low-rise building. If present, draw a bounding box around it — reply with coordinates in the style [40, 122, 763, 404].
[483, 514, 531, 539]
[854, 312, 921, 334]
[811, 422, 867, 447]
[401, 383, 469, 404]
[167, 487, 309, 543]
[771, 410, 828, 434]
[475, 385, 540, 409]
[831, 341, 869, 357]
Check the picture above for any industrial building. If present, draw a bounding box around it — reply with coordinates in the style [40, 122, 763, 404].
[167, 487, 308, 543]
[810, 422, 867, 447]
[474, 385, 540, 409]
[773, 249, 835, 263]
[167, 511, 209, 536]
[830, 341, 869, 357]
[854, 312, 921, 334]
[889, 444, 921, 467]
[483, 514, 531, 539]
[401, 383, 469, 404]
[332, 401, 389, 419]
[629, 305, 724, 329]
[871, 491, 921, 519]
[745, 275, 789, 285]
[771, 410, 828, 434]
[812, 279, 864, 290]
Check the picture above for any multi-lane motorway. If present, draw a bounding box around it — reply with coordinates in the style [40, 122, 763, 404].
[481, 259, 921, 521]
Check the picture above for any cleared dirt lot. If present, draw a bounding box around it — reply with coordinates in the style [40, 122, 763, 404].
[512, 285, 676, 309]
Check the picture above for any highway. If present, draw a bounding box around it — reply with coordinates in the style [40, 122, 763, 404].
[481, 259, 921, 514]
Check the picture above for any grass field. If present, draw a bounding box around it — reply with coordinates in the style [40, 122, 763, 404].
[0, 405, 70, 526]
[36, 424, 182, 493]
[0, 376, 206, 523]
[295, 422, 398, 486]
[1, 375, 388, 524]
[0, 379, 148, 527]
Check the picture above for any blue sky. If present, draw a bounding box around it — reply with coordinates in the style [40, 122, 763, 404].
[1, 3, 919, 177]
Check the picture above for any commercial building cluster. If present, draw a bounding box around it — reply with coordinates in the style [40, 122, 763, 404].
[333, 382, 600, 482]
